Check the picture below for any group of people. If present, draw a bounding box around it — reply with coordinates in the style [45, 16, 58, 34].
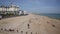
[0, 28, 18, 32]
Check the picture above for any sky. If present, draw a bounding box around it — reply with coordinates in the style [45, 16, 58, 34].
[0, 0, 60, 13]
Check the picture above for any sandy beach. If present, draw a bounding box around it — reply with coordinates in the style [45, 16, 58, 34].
[0, 14, 60, 34]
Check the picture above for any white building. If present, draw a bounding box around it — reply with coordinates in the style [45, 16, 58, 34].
[0, 3, 22, 15]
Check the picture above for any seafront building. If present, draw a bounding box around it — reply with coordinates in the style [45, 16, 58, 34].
[0, 3, 24, 15]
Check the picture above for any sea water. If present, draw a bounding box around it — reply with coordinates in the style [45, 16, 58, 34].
[39, 13, 60, 19]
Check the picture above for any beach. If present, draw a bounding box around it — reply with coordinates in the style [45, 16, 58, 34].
[0, 14, 60, 34]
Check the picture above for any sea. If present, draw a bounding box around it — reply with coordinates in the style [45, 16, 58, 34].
[38, 13, 60, 19]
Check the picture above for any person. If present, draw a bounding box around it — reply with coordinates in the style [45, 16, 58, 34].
[0, 15, 2, 20]
[17, 30, 18, 32]
[27, 24, 30, 29]
[26, 32, 27, 34]
[21, 31, 23, 33]
[31, 32, 32, 34]
[1, 28, 3, 30]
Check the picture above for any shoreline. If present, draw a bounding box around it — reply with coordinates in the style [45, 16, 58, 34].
[33, 14, 60, 20]
[0, 13, 60, 20]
